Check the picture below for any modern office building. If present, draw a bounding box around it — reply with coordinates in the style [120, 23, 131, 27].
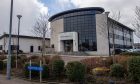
[49, 7, 134, 56]
[0, 34, 50, 53]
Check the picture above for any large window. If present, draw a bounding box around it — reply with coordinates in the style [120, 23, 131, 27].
[0, 45, 2, 50]
[109, 23, 133, 49]
[64, 11, 97, 51]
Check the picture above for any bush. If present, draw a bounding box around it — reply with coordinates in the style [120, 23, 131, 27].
[115, 56, 130, 72]
[0, 60, 4, 70]
[24, 62, 49, 78]
[18, 55, 28, 68]
[10, 55, 21, 68]
[42, 64, 49, 78]
[51, 59, 64, 78]
[110, 63, 125, 78]
[66, 61, 86, 82]
[28, 56, 40, 63]
[85, 74, 96, 83]
[92, 67, 110, 76]
[50, 55, 62, 63]
[120, 52, 140, 56]
[24, 62, 39, 78]
[81, 57, 113, 73]
[0, 55, 6, 60]
[128, 57, 140, 82]
[44, 56, 50, 64]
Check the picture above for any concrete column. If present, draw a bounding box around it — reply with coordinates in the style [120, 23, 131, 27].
[73, 32, 78, 51]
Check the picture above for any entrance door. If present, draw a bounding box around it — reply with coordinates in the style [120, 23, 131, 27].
[64, 40, 73, 52]
[30, 46, 34, 52]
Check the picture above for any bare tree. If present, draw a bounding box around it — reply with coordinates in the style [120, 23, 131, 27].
[3, 32, 7, 53]
[32, 13, 49, 64]
[109, 11, 121, 63]
[133, 6, 140, 39]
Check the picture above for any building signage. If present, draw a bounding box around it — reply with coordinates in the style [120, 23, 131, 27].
[28, 66, 43, 71]
[60, 32, 76, 40]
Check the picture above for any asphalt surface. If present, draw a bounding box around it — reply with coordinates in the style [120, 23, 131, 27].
[0, 75, 44, 84]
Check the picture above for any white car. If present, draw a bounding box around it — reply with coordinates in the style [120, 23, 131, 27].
[127, 49, 140, 52]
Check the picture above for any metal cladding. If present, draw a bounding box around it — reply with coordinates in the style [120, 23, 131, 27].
[49, 7, 105, 22]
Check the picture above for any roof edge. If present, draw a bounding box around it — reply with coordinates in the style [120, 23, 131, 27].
[49, 7, 105, 22]
[0, 34, 50, 40]
[109, 18, 134, 31]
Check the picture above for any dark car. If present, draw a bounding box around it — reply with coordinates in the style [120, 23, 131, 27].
[115, 49, 123, 54]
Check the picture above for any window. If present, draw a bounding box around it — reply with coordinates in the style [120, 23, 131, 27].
[0, 45, 2, 50]
[64, 11, 97, 51]
[51, 44, 54, 48]
[38, 46, 41, 51]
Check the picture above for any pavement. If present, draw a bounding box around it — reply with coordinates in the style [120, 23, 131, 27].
[0, 75, 44, 84]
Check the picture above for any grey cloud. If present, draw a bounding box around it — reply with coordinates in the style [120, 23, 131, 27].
[0, 0, 48, 36]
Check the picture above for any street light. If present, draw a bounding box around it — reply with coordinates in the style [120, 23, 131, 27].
[7, 0, 14, 80]
[16, 15, 22, 68]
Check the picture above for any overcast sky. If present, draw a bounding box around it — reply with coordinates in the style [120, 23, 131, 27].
[0, 0, 140, 43]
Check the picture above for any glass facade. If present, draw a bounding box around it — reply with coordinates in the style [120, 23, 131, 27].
[109, 20, 133, 49]
[64, 11, 97, 51]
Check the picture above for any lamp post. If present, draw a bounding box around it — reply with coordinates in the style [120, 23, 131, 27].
[7, 0, 13, 80]
[16, 15, 22, 68]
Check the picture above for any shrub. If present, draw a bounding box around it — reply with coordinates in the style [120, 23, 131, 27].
[24, 62, 39, 78]
[50, 55, 62, 63]
[18, 55, 28, 68]
[28, 56, 40, 63]
[92, 67, 110, 76]
[49, 55, 63, 78]
[24, 62, 49, 78]
[44, 56, 50, 64]
[128, 57, 140, 82]
[110, 63, 125, 78]
[66, 61, 86, 82]
[0, 55, 6, 60]
[85, 74, 96, 83]
[81, 57, 113, 73]
[10, 55, 21, 68]
[42, 64, 49, 78]
[0, 60, 4, 70]
[115, 56, 131, 73]
[11, 56, 16, 68]
[51, 60, 64, 78]
[120, 52, 140, 56]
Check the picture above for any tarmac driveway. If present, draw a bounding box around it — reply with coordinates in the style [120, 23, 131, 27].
[0, 75, 43, 84]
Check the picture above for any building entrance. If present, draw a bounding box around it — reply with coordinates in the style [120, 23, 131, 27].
[63, 40, 73, 52]
[58, 32, 78, 52]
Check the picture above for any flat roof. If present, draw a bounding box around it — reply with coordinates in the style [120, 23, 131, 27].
[109, 18, 134, 31]
[49, 7, 105, 21]
[0, 34, 50, 40]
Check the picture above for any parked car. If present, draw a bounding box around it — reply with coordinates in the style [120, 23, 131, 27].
[115, 49, 123, 54]
[127, 49, 140, 52]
